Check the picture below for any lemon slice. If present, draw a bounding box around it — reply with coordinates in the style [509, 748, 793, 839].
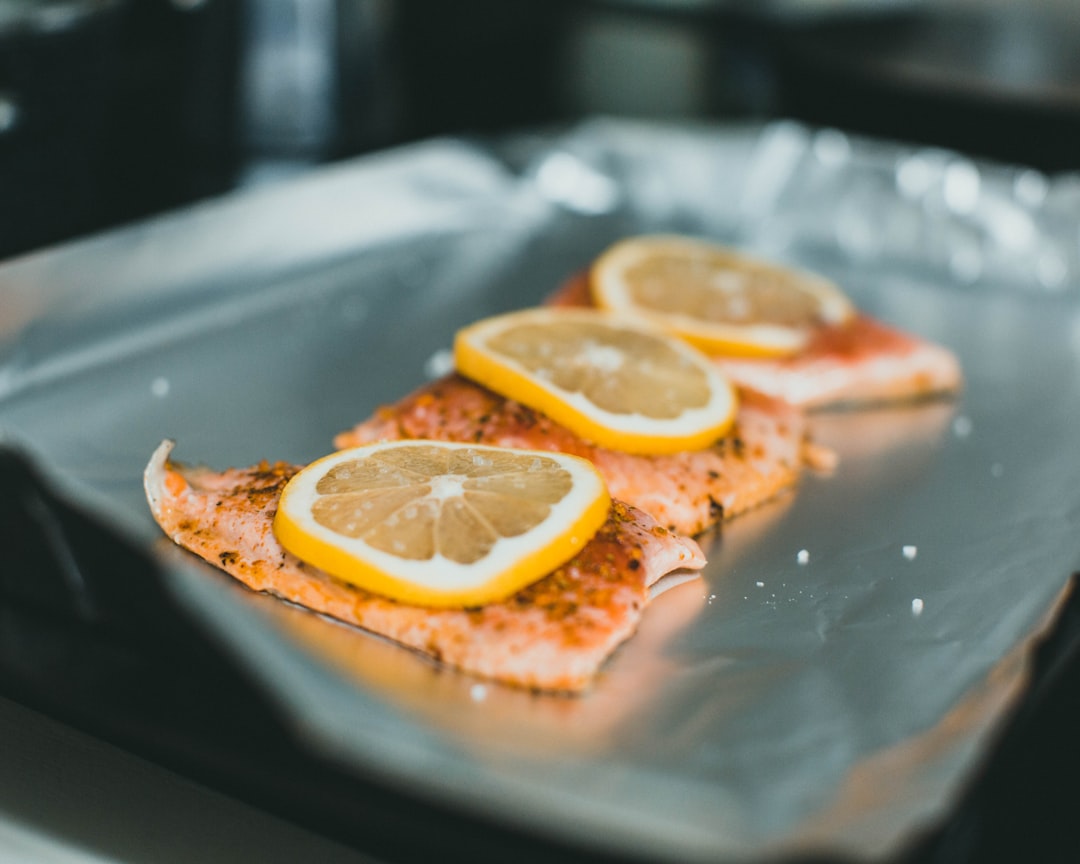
[454, 307, 737, 455]
[273, 440, 610, 608]
[590, 235, 855, 358]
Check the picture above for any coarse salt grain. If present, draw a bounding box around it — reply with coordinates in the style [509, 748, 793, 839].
[912, 598, 924, 616]
[952, 415, 973, 438]
[902, 545, 917, 560]
[424, 348, 455, 379]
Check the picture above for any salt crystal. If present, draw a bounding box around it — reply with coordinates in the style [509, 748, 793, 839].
[796, 549, 809, 565]
[150, 377, 170, 398]
[912, 598, 924, 616]
[902, 545, 918, 560]
[423, 349, 454, 380]
[755, 581, 764, 588]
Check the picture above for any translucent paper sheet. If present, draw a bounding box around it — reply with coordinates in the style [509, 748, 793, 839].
[2, 119, 1079, 862]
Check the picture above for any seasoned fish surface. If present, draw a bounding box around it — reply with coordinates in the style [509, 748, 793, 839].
[144, 441, 705, 693]
[551, 272, 962, 409]
[335, 374, 809, 537]
[711, 313, 963, 409]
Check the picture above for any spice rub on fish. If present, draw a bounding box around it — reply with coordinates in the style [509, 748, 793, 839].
[551, 272, 962, 410]
[334, 374, 813, 537]
[144, 440, 705, 693]
[710, 314, 963, 409]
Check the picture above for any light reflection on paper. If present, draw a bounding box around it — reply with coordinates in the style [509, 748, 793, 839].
[533, 151, 621, 215]
[750, 125, 1079, 294]
[251, 574, 710, 759]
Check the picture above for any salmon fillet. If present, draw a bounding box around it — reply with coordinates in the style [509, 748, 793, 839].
[144, 440, 705, 693]
[334, 374, 811, 537]
[550, 272, 963, 410]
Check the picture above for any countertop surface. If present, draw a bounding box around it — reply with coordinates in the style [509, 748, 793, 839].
[0, 697, 377, 864]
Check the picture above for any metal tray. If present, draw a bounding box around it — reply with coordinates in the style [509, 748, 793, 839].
[2, 119, 1079, 863]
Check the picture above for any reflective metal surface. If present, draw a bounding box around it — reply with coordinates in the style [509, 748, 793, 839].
[1, 120, 1079, 862]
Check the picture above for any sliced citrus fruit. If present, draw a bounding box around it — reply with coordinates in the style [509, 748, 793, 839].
[273, 440, 610, 608]
[453, 307, 737, 455]
[589, 235, 855, 358]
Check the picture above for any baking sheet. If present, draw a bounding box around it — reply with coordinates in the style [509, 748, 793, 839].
[2, 119, 1079, 862]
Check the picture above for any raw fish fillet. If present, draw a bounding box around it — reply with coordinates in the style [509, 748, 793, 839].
[144, 441, 705, 693]
[551, 272, 962, 409]
[335, 374, 813, 537]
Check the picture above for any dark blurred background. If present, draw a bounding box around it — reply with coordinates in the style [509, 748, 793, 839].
[1, 0, 1078, 262]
